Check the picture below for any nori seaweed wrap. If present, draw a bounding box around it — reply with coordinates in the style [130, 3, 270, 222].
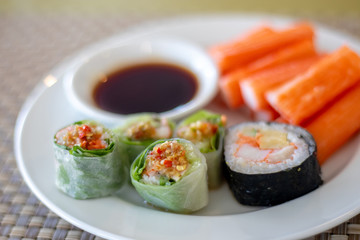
[53, 120, 125, 199]
[130, 138, 208, 213]
[224, 122, 322, 206]
[114, 113, 175, 165]
[175, 110, 226, 188]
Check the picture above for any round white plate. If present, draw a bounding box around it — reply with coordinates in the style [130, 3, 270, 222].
[14, 14, 360, 240]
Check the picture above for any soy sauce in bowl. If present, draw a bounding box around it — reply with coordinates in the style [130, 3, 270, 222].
[64, 38, 219, 123]
[93, 63, 198, 114]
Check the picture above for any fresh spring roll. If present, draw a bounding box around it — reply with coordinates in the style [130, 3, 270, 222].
[175, 110, 226, 188]
[53, 120, 125, 199]
[115, 114, 175, 165]
[131, 138, 208, 213]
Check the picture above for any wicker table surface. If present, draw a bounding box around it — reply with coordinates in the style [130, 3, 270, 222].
[1, 13, 360, 240]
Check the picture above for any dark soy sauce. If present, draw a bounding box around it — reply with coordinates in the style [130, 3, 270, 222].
[93, 63, 198, 114]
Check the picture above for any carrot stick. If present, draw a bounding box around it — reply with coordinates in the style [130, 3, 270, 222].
[210, 22, 315, 74]
[240, 55, 322, 111]
[266, 46, 360, 125]
[304, 82, 360, 164]
[219, 39, 318, 109]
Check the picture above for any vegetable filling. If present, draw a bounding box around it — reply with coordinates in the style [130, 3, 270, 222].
[176, 120, 218, 152]
[55, 123, 110, 150]
[125, 118, 172, 141]
[141, 140, 189, 186]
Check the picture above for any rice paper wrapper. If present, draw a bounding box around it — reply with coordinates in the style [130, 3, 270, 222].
[203, 127, 225, 189]
[175, 110, 225, 189]
[53, 121, 126, 199]
[117, 140, 149, 167]
[131, 138, 209, 213]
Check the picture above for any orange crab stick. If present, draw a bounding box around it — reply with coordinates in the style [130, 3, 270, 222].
[219, 69, 249, 108]
[304, 82, 360, 164]
[266, 46, 360, 125]
[210, 23, 315, 74]
[209, 26, 275, 74]
[218, 38, 317, 109]
[243, 39, 317, 73]
[240, 55, 322, 111]
[251, 108, 280, 122]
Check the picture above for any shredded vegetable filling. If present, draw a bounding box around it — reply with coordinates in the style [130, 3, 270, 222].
[177, 120, 218, 141]
[125, 118, 172, 141]
[142, 141, 189, 186]
[176, 120, 218, 152]
[176, 120, 218, 151]
[55, 124, 109, 150]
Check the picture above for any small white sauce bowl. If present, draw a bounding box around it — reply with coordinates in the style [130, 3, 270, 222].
[63, 37, 219, 124]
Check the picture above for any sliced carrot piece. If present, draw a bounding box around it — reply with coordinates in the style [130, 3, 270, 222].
[218, 38, 318, 109]
[241, 55, 322, 111]
[266, 46, 360, 125]
[304, 82, 360, 164]
[209, 22, 315, 74]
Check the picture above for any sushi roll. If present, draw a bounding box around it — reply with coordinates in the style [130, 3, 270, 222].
[131, 138, 208, 213]
[115, 114, 175, 165]
[53, 120, 125, 199]
[224, 122, 322, 206]
[175, 110, 226, 188]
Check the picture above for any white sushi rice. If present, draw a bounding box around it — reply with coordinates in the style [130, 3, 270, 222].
[224, 122, 310, 174]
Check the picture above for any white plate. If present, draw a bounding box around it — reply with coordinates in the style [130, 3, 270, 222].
[14, 14, 360, 240]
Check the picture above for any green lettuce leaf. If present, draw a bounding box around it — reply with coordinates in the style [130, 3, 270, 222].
[69, 142, 115, 157]
[180, 110, 224, 127]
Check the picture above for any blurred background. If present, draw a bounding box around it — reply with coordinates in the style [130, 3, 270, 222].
[1, 0, 360, 239]
[1, 0, 360, 16]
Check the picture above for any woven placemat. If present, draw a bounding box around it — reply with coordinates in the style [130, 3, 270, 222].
[1, 13, 360, 240]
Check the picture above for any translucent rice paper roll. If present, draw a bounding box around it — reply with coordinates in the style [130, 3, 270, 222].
[114, 113, 175, 165]
[175, 110, 226, 189]
[53, 120, 126, 199]
[130, 138, 208, 213]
